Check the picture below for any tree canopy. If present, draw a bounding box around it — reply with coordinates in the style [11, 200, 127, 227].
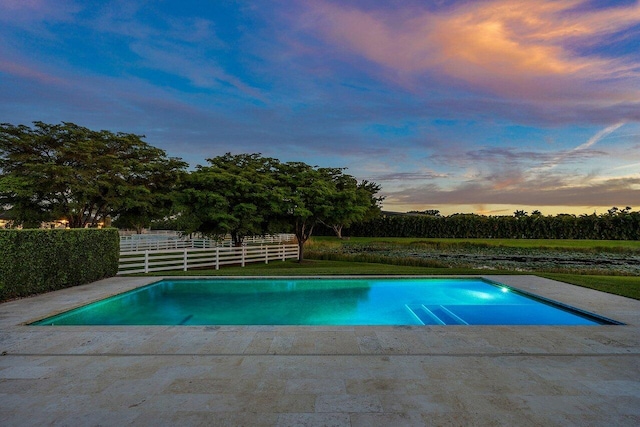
[275, 162, 336, 260]
[319, 173, 384, 239]
[176, 153, 284, 244]
[0, 122, 187, 228]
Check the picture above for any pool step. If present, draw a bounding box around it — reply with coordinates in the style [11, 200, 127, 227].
[405, 304, 441, 325]
[405, 305, 468, 325]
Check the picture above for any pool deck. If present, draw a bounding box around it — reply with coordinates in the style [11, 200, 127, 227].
[1, 275, 639, 426]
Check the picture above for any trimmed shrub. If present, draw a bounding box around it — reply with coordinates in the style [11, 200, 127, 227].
[0, 228, 119, 301]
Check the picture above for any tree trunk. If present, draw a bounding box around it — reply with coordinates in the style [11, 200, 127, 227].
[91, 203, 108, 228]
[68, 213, 84, 228]
[297, 237, 305, 262]
[294, 221, 314, 262]
[232, 232, 244, 247]
[332, 224, 343, 239]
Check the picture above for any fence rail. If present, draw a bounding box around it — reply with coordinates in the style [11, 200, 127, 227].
[119, 230, 180, 237]
[119, 238, 216, 252]
[118, 243, 300, 275]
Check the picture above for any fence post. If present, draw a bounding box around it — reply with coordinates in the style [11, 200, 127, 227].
[215, 247, 220, 270]
[241, 245, 246, 267]
[264, 244, 268, 264]
[183, 248, 188, 271]
[144, 250, 149, 273]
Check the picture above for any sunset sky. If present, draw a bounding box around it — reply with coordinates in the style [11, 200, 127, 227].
[1, 0, 639, 215]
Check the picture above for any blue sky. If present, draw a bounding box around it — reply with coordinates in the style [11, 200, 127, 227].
[1, 0, 639, 215]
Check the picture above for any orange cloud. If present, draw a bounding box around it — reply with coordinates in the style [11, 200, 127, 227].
[302, 0, 640, 102]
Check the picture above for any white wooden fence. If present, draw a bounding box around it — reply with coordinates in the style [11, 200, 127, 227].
[243, 234, 296, 244]
[119, 233, 296, 252]
[119, 238, 217, 252]
[118, 243, 300, 274]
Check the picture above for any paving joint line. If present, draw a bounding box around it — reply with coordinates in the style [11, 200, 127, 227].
[2, 352, 639, 357]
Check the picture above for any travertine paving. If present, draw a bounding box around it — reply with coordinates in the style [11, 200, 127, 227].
[1, 275, 639, 426]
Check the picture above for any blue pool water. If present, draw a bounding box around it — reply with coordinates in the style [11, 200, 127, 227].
[31, 278, 619, 326]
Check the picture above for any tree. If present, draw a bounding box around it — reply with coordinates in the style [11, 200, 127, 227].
[111, 155, 187, 233]
[277, 162, 338, 261]
[0, 122, 187, 228]
[321, 174, 383, 239]
[357, 180, 385, 220]
[176, 153, 284, 244]
[408, 209, 440, 216]
[607, 206, 632, 216]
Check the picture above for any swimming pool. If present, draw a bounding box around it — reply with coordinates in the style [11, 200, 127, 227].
[31, 278, 620, 326]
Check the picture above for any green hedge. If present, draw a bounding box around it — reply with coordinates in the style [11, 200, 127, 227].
[0, 228, 119, 301]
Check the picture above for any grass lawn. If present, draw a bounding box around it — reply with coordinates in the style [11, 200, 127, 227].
[138, 259, 640, 300]
[539, 273, 640, 300]
[139, 259, 513, 276]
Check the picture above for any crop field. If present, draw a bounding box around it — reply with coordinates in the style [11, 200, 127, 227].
[311, 236, 640, 252]
[307, 237, 640, 275]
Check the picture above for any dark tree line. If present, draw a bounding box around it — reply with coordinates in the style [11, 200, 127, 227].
[344, 209, 640, 240]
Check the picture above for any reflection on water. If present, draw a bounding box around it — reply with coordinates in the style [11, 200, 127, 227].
[32, 279, 610, 326]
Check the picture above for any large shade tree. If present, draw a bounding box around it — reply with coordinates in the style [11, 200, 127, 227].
[176, 153, 285, 244]
[276, 162, 338, 261]
[0, 122, 187, 228]
[275, 163, 384, 260]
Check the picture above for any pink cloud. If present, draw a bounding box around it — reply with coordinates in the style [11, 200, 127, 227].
[300, 0, 640, 104]
[0, 0, 80, 23]
[0, 61, 67, 86]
